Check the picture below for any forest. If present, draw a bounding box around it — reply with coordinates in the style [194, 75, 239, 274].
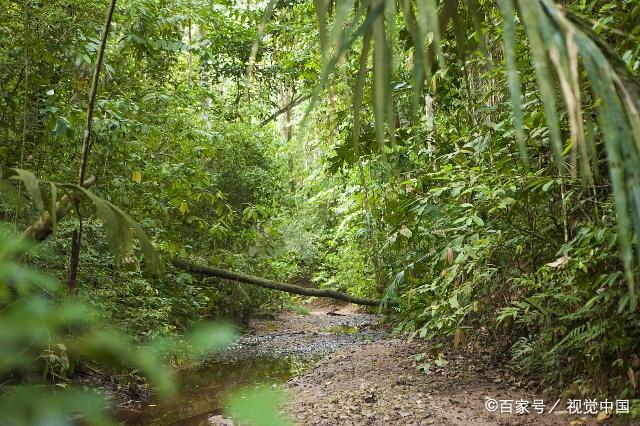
[1, 0, 640, 424]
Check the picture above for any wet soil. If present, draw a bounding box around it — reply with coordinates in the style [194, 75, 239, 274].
[286, 338, 585, 425]
[115, 302, 385, 425]
[282, 303, 600, 426]
[118, 301, 618, 425]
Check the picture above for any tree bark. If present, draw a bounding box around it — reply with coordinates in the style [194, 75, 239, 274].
[15, 0, 30, 226]
[174, 259, 394, 307]
[20, 176, 96, 243]
[69, 0, 117, 295]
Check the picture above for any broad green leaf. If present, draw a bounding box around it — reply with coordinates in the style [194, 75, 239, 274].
[109, 203, 161, 274]
[352, 30, 372, 158]
[69, 185, 128, 264]
[517, 0, 564, 165]
[188, 323, 237, 358]
[373, 0, 390, 153]
[9, 168, 45, 211]
[226, 387, 291, 426]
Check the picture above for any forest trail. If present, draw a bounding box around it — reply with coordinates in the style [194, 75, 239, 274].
[278, 303, 584, 426]
[164, 301, 591, 426]
[118, 301, 601, 425]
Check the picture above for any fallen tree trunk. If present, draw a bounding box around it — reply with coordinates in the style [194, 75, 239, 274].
[21, 176, 97, 243]
[17, 182, 393, 308]
[174, 259, 394, 307]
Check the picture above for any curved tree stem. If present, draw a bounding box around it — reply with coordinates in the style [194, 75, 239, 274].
[69, 0, 117, 295]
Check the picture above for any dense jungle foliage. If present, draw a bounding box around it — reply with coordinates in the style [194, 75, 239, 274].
[1, 0, 640, 423]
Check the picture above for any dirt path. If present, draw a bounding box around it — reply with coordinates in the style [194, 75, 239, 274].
[122, 301, 611, 425]
[248, 302, 601, 426]
[285, 338, 581, 426]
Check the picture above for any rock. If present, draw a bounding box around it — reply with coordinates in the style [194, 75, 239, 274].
[363, 393, 376, 403]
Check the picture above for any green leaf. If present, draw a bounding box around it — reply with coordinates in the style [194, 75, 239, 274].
[226, 387, 291, 426]
[68, 185, 128, 264]
[7, 168, 45, 211]
[449, 294, 459, 308]
[497, 0, 529, 169]
[305, 0, 383, 120]
[399, 0, 423, 121]
[373, 1, 390, 153]
[187, 323, 237, 358]
[352, 30, 372, 158]
[110, 203, 162, 274]
[517, 0, 564, 165]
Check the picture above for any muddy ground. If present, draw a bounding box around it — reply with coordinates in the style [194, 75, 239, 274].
[116, 299, 625, 425]
[258, 301, 610, 426]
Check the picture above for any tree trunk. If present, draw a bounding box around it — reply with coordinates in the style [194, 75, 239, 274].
[15, 0, 30, 227]
[174, 260, 394, 307]
[19, 191, 394, 308]
[68, 0, 117, 295]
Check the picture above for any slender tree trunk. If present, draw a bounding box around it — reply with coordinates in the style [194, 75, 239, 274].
[14, 0, 29, 227]
[68, 0, 117, 295]
[358, 159, 384, 295]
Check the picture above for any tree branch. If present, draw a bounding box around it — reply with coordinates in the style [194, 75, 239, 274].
[260, 95, 310, 127]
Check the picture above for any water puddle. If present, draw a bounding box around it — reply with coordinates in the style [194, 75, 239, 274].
[116, 355, 315, 425]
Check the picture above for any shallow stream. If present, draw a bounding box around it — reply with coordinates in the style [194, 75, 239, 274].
[116, 312, 381, 425]
[116, 355, 315, 425]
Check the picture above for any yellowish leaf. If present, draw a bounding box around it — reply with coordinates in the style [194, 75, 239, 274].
[596, 410, 611, 423]
[179, 201, 189, 215]
[132, 170, 142, 183]
[629, 367, 637, 389]
[453, 328, 467, 349]
[407, 288, 415, 304]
